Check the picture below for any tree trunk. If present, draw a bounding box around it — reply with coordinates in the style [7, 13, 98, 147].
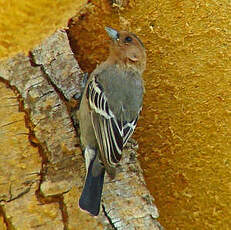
[0, 30, 161, 230]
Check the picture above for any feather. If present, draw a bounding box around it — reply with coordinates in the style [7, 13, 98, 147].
[88, 75, 140, 174]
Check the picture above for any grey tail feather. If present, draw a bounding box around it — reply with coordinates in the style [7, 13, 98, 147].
[79, 153, 105, 216]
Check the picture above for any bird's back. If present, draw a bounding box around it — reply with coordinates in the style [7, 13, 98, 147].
[97, 64, 144, 122]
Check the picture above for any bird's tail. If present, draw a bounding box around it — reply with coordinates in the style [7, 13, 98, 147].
[79, 148, 105, 216]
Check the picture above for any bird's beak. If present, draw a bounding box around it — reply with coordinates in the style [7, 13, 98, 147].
[105, 27, 119, 41]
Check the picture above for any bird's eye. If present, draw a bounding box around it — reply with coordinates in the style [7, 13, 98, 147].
[124, 36, 132, 43]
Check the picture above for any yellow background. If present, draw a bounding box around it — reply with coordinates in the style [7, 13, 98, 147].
[0, 0, 86, 58]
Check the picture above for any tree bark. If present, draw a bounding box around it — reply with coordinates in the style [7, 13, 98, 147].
[0, 30, 161, 230]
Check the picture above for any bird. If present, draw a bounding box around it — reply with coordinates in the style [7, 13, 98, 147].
[78, 26, 146, 216]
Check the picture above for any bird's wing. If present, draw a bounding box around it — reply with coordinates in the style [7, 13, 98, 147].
[87, 75, 124, 169]
[122, 112, 140, 147]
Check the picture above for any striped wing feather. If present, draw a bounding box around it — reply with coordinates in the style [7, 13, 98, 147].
[87, 75, 139, 171]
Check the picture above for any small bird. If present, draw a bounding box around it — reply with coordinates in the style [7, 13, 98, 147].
[78, 27, 146, 216]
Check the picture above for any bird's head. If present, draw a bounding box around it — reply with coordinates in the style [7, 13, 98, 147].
[105, 27, 146, 74]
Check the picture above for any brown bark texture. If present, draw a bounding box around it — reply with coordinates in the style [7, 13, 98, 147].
[0, 30, 161, 230]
